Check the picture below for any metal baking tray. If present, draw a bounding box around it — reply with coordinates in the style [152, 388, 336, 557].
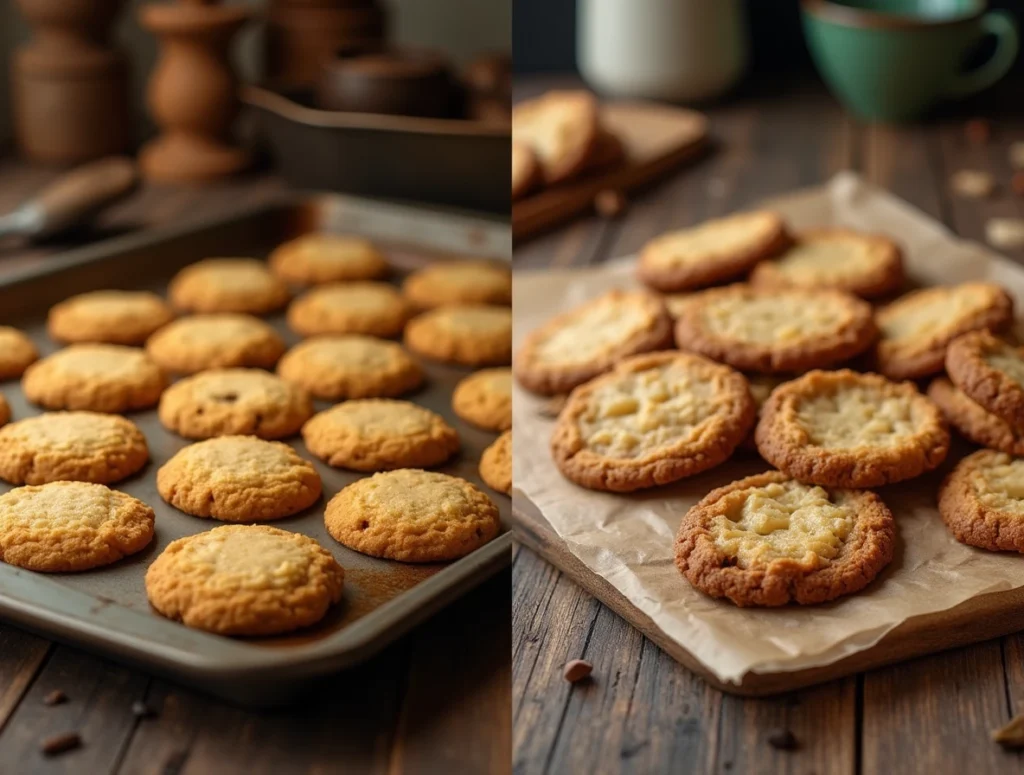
[0, 192, 512, 706]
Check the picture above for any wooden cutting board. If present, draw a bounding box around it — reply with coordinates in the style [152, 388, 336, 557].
[512, 101, 709, 241]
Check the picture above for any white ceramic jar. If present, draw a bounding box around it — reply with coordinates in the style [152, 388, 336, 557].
[577, 0, 749, 102]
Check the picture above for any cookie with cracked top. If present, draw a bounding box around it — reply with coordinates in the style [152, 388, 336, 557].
[946, 329, 1024, 432]
[927, 377, 1024, 455]
[939, 449, 1024, 552]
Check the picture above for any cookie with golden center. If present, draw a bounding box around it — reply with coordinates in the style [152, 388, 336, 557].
[0, 326, 38, 380]
[927, 377, 1024, 455]
[512, 90, 600, 185]
[756, 370, 949, 488]
[325, 469, 501, 562]
[268, 233, 389, 285]
[22, 344, 166, 413]
[749, 228, 904, 299]
[946, 329, 1024, 432]
[403, 260, 512, 309]
[0, 412, 148, 485]
[674, 285, 877, 374]
[47, 290, 174, 345]
[146, 314, 286, 374]
[637, 211, 790, 292]
[875, 282, 1013, 380]
[405, 305, 512, 367]
[452, 368, 512, 431]
[551, 351, 756, 492]
[0, 394, 8, 427]
[157, 436, 322, 521]
[675, 471, 895, 607]
[159, 369, 313, 440]
[480, 430, 511, 495]
[512, 140, 541, 200]
[168, 258, 290, 315]
[939, 450, 1024, 552]
[513, 290, 673, 396]
[287, 282, 411, 338]
[0, 481, 154, 572]
[277, 335, 423, 401]
[145, 525, 344, 636]
[302, 399, 459, 471]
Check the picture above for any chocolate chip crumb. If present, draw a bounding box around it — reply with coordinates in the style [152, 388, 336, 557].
[767, 728, 798, 751]
[563, 658, 593, 683]
[131, 700, 155, 719]
[42, 690, 67, 706]
[41, 732, 81, 756]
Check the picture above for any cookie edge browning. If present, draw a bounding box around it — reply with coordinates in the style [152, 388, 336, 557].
[551, 351, 756, 493]
[47, 291, 175, 346]
[452, 368, 512, 432]
[946, 330, 1024, 433]
[513, 90, 600, 186]
[939, 449, 1024, 552]
[0, 395, 8, 428]
[512, 140, 541, 200]
[756, 370, 950, 487]
[927, 377, 1024, 455]
[0, 327, 38, 381]
[675, 471, 896, 607]
[404, 305, 512, 367]
[480, 430, 512, 495]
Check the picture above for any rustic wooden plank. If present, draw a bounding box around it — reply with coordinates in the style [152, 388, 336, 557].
[0, 626, 51, 734]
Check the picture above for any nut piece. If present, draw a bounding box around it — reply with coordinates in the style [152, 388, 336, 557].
[986, 217, 1024, 250]
[965, 118, 991, 145]
[563, 659, 593, 683]
[595, 189, 627, 219]
[993, 714, 1024, 748]
[767, 728, 799, 751]
[41, 732, 82, 756]
[950, 170, 995, 198]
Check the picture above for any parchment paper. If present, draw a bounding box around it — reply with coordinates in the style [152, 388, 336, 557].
[512, 172, 1024, 685]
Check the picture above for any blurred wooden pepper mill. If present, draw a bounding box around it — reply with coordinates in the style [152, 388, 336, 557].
[11, 0, 131, 164]
[138, 0, 250, 182]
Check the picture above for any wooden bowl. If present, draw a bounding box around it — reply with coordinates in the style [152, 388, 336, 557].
[316, 49, 454, 118]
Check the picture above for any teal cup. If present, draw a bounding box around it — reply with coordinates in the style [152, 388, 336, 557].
[801, 0, 1019, 122]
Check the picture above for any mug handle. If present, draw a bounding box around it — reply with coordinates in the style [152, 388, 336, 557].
[947, 10, 1019, 98]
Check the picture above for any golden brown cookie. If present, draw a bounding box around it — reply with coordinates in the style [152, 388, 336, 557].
[159, 368, 313, 440]
[268, 232, 389, 285]
[513, 290, 673, 396]
[927, 377, 1024, 455]
[169, 258, 290, 315]
[302, 399, 459, 471]
[287, 282, 411, 338]
[749, 228, 904, 299]
[325, 469, 500, 562]
[403, 260, 512, 309]
[875, 282, 1014, 380]
[157, 436, 322, 522]
[0, 412, 148, 485]
[512, 90, 599, 185]
[405, 305, 512, 367]
[47, 290, 174, 345]
[0, 481, 154, 572]
[675, 471, 895, 607]
[480, 430, 511, 495]
[939, 450, 1024, 552]
[674, 285, 877, 374]
[0, 326, 38, 380]
[452, 368, 512, 431]
[146, 313, 286, 374]
[0, 394, 8, 428]
[946, 329, 1024, 432]
[551, 351, 755, 492]
[756, 369, 949, 488]
[22, 344, 166, 413]
[145, 525, 344, 636]
[637, 211, 790, 292]
[277, 335, 424, 400]
[512, 140, 541, 200]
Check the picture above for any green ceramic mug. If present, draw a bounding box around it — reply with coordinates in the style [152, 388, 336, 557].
[801, 0, 1019, 121]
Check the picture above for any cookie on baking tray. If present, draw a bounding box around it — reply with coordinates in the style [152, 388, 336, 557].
[512, 90, 600, 185]
[512, 140, 541, 200]
[551, 351, 755, 493]
[169, 258, 290, 315]
[403, 260, 512, 309]
[287, 282, 411, 339]
[673, 285, 877, 374]
[48, 290, 174, 346]
[480, 430, 512, 495]
[452, 367, 512, 432]
[157, 435, 322, 521]
[0, 326, 38, 381]
[755, 369, 949, 488]
[0, 412, 148, 485]
[749, 228, 904, 299]
[675, 471, 895, 607]
[939, 449, 1024, 552]
[159, 368, 313, 440]
[325, 469, 501, 562]
[277, 335, 424, 401]
[946, 329, 1024, 433]
[513, 290, 673, 396]
[146, 313, 286, 374]
[302, 399, 459, 472]
[268, 233, 389, 285]
[22, 344, 166, 413]
[874, 282, 1013, 380]
[0, 481, 154, 572]
[405, 305, 512, 367]
[145, 524, 344, 636]
[927, 377, 1024, 456]
[637, 211, 790, 292]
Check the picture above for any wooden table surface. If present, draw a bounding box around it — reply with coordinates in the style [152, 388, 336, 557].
[513, 75, 1024, 775]
[0, 161, 511, 775]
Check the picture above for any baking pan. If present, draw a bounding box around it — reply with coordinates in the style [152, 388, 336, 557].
[243, 85, 510, 214]
[0, 192, 512, 707]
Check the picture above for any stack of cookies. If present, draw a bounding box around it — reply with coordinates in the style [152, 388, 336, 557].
[516, 209, 1024, 608]
[0, 231, 511, 638]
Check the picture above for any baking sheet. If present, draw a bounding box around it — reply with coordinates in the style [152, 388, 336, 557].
[512, 172, 1024, 686]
